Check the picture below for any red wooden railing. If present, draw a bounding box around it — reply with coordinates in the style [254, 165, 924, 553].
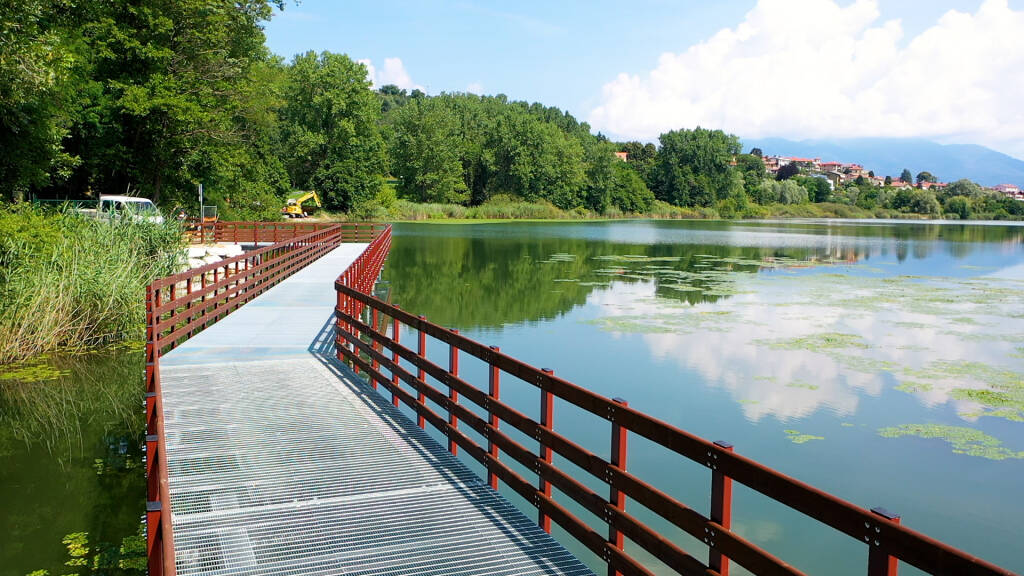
[184, 220, 370, 245]
[333, 274, 1017, 576]
[144, 222, 388, 576]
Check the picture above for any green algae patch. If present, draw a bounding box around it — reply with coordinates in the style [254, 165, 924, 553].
[894, 381, 933, 393]
[786, 381, 820, 391]
[877, 424, 1024, 460]
[586, 308, 738, 335]
[759, 332, 870, 351]
[784, 429, 824, 444]
[0, 359, 69, 383]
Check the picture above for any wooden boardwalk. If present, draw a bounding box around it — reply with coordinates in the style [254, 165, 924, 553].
[158, 243, 593, 576]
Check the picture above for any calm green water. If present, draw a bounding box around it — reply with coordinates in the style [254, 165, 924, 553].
[0, 348, 146, 576]
[382, 220, 1024, 575]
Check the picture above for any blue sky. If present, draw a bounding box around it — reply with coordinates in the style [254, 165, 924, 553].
[265, 1, 1024, 158]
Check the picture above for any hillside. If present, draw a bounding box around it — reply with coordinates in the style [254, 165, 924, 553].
[742, 138, 1024, 186]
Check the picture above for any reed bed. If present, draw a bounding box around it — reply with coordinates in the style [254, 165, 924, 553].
[0, 206, 184, 364]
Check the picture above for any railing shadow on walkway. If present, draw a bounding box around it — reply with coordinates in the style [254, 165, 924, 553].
[307, 313, 584, 576]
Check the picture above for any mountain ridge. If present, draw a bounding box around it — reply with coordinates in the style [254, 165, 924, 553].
[740, 137, 1024, 187]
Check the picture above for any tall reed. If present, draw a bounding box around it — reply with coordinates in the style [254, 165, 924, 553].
[0, 206, 184, 364]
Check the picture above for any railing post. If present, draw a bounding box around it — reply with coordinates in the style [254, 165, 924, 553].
[868, 508, 901, 576]
[370, 308, 380, 389]
[448, 328, 460, 455]
[710, 440, 734, 576]
[539, 368, 554, 533]
[608, 397, 628, 576]
[392, 308, 401, 408]
[146, 501, 163, 576]
[487, 346, 501, 491]
[145, 284, 156, 395]
[417, 316, 427, 429]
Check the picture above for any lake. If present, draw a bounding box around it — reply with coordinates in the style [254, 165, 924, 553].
[382, 219, 1024, 575]
[0, 345, 146, 576]
[1, 218, 1020, 576]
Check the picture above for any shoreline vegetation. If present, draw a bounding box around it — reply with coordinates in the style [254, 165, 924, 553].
[313, 196, 1019, 223]
[0, 206, 183, 365]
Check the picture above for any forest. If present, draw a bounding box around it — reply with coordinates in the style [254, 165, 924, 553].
[3, 0, 1022, 221]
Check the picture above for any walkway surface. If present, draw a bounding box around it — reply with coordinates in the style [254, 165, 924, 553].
[159, 243, 594, 576]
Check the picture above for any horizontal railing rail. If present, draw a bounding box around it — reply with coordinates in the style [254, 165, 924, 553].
[144, 222, 389, 576]
[184, 220, 376, 245]
[333, 279, 1016, 576]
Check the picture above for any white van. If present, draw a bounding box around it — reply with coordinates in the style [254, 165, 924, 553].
[79, 195, 165, 224]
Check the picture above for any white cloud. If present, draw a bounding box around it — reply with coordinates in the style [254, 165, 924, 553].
[589, 0, 1024, 158]
[466, 82, 484, 94]
[358, 57, 424, 92]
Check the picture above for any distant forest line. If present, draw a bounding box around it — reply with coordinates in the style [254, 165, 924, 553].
[3, 0, 1022, 221]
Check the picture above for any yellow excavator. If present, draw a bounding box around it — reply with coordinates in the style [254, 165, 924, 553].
[281, 191, 322, 218]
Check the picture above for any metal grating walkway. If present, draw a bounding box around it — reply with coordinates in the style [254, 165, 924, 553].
[158, 244, 594, 576]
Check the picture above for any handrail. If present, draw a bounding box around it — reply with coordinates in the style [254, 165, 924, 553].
[144, 222, 387, 576]
[333, 265, 1017, 576]
[184, 219, 373, 245]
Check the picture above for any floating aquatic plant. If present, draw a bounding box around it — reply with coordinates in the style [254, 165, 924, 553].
[786, 381, 820, 391]
[784, 430, 824, 444]
[0, 359, 69, 383]
[759, 332, 870, 351]
[877, 424, 1024, 460]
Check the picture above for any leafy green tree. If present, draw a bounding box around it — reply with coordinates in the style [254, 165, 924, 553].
[378, 84, 409, 114]
[652, 127, 741, 207]
[582, 140, 617, 213]
[280, 51, 386, 211]
[916, 171, 937, 184]
[900, 168, 913, 184]
[391, 97, 467, 204]
[795, 175, 831, 203]
[884, 175, 892, 186]
[749, 147, 763, 157]
[620, 141, 657, 184]
[944, 179, 982, 199]
[775, 162, 799, 181]
[733, 154, 766, 199]
[0, 0, 79, 201]
[609, 161, 655, 212]
[944, 196, 971, 219]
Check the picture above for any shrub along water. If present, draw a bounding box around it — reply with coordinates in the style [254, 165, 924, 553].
[0, 205, 184, 364]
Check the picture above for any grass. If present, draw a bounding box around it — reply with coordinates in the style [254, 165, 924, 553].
[0, 204, 184, 364]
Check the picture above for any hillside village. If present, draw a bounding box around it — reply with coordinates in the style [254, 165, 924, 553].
[759, 154, 1024, 200]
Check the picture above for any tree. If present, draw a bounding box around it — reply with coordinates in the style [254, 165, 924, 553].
[610, 161, 655, 212]
[900, 168, 913, 184]
[620, 141, 657, 185]
[884, 175, 892, 186]
[775, 162, 799, 181]
[280, 51, 387, 211]
[734, 154, 766, 199]
[916, 171, 937, 184]
[651, 127, 741, 207]
[391, 97, 467, 204]
[796, 175, 831, 203]
[945, 178, 982, 199]
[749, 147, 763, 157]
[0, 0, 77, 201]
[944, 196, 971, 219]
